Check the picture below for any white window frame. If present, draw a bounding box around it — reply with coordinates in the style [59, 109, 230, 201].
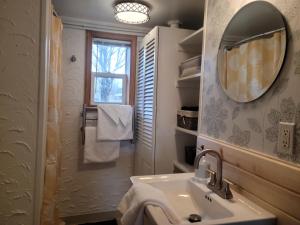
[91, 72, 127, 105]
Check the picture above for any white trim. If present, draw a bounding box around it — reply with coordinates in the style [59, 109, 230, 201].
[33, 0, 51, 224]
[198, 0, 208, 135]
[152, 28, 159, 175]
[62, 16, 150, 37]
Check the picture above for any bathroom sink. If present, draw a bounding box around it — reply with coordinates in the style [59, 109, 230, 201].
[131, 173, 275, 225]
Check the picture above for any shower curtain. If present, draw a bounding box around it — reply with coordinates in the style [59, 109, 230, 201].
[219, 30, 286, 101]
[40, 6, 64, 225]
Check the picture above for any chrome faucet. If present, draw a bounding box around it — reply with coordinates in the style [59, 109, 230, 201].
[194, 148, 233, 199]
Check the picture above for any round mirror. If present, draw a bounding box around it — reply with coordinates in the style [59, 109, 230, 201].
[217, 1, 287, 102]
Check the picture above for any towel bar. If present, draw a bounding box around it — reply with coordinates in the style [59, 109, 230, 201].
[81, 104, 135, 145]
[81, 104, 97, 145]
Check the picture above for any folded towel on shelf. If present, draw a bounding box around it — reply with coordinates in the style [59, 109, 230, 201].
[118, 182, 181, 225]
[84, 126, 120, 163]
[97, 104, 133, 141]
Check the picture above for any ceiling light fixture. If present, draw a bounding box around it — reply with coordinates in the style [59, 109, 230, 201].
[114, 1, 150, 24]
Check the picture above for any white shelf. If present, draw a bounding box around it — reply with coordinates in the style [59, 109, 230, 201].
[176, 126, 198, 136]
[173, 160, 194, 173]
[177, 72, 201, 81]
[179, 28, 204, 47]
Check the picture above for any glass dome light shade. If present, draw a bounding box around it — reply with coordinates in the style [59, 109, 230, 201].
[114, 2, 150, 24]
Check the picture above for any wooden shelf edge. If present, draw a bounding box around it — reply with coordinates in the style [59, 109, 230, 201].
[177, 72, 202, 81]
[173, 160, 194, 173]
[176, 126, 198, 136]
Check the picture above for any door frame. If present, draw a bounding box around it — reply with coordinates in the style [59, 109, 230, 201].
[33, 0, 51, 224]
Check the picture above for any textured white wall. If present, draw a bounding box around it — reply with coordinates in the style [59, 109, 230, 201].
[57, 28, 135, 217]
[0, 0, 41, 225]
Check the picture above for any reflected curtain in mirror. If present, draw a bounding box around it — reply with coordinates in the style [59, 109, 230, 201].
[218, 30, 286, 102]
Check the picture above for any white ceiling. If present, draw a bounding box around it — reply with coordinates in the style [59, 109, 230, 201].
[53, 0, 205, 29]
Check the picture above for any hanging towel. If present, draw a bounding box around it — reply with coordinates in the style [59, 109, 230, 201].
[118, 105, 133, 127]
[84, 126, 120, 163]
[118, 182, 181, 225]
[97, 104, 133, 141]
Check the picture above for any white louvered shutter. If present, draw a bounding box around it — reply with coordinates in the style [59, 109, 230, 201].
[142, 39, 155, 150]
[135, 36, 157, 175]
[136, 47, 144, 141]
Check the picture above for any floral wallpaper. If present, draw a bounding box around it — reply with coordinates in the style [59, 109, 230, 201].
[228, 124, 251, 147]
[200, 0, 300, 163]
[203, 97, 228, 138]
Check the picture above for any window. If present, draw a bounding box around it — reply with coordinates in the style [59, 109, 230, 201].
[91, 39, 130, 104]
[85, 31, 137, 105]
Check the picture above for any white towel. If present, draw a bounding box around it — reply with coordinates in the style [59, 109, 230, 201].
[118, 106, 133, 127]
[97, 104, 120, 125]
[97, 104, 133, 141]
[84, 126, 120, 163]
[118, 182, 181, 225]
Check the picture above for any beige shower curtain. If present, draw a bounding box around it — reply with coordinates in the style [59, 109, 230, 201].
[41, 6, 64, 225]
[219, 30, 286, 101]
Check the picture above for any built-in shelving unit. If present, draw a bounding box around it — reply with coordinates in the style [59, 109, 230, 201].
[174, 25, 204, 173]
[176, 126, 198, 136]
[176, 27, 203, 135]
[173, 160, 194, 173]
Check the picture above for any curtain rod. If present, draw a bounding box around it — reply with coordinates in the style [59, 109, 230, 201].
[225, 27, 285, 50]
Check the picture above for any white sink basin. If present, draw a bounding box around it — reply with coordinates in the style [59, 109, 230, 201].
[131, 173, 275, 225]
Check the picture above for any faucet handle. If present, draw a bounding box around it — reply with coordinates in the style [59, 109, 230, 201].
[207, 169, 216, 186]
[221, 180, 233, 199]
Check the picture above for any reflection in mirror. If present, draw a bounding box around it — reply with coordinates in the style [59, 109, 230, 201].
[217, 1, 287, 102]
